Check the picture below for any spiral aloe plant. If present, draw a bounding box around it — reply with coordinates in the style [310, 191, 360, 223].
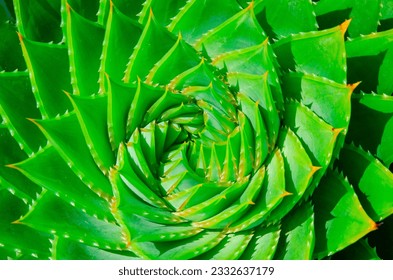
[0, 0, 392, 260]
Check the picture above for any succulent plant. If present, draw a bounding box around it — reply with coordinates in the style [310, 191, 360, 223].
[0, 0, 392, 260]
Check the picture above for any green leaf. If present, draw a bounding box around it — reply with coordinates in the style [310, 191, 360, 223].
[240, 225, 280, 260]
[117, 143, 169, 210]
[112, 167, 184, 226]
[0, 16, 25, 71]
[0, 127, 26, 165]
[337, 144, 393, 221]
[0, 165, 41, 199]
[346, 29, 393, 94]
[254, 0, 318, 39]
[18, 36, 72, 118]
[20, 192, 126, 250]
[175, 176, 249, 223]
[0, 224, 52, 260]
[55, 237, 141, 260]
[228, 149, 287, 232]
[123, 11, 176, 83]
[0, 72, 45, 154]
[267, 128, 317, 222]
[107, 77, 136, 150]
[283, 101, 339, 168]
[274, 202, 315, 260]
[100, 3, 142, 83]
[146, 35, 200, 86]
[281, 72, 352, 130]
[312, 170, 377, 259]
[331, 239, 381, 260]
[237, 93, 269, 169]
[66, 0, 100, 22]
[64, 3, 104, 96]
[194, 4, 266, 58]
[121, 214, 201, 242]
[315, 0, 382, 38]
[138, 0, 188, 26]
[169, 59, 226, 91]
[10, 145, 115, 220]
[0, 187, 28, 223]
[111, 0, 144, 20]
[134, 230, 225, 260]
[273, 24, 347, 84]
[197, 231, 253, 260]
[126, 80, 165, 137]
[346, 93, 393, 167]
[14, 0, 62, 42]
[168, 0, 241, 45]
[67, 93, 114, 171]
[191, 167, 265, 229]
[32, 113, 113, 197]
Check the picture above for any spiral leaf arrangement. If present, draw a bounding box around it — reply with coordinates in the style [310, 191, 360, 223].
[0, 0, 392, 260]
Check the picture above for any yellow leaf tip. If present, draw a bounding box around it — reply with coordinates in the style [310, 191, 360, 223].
[340, 19, 352, 35]
[347, 81, 361, 93]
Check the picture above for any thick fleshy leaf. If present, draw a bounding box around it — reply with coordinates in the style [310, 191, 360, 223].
[67, 93, 114, 171]
[64, 2, 104, 96]
[14, 0, 62, 42]
[283, 101, 340, 168]
[274, 202, 315, 260]
[168, 0, 241, 45]
[315, 0, 382, 38]
[346, 29, 393, 94]
[18, 36, 72, 118]
[197, 231, 253, 260]
[240, 225, 281, 260]
[281, 72, 352, 129]
[0, 72, 45, 153]
[55, 238, 141, 260]
[138, 0, 188, 26]
[146, 35, 200, 85]
[346, 93, 393, 167]
[9, 145, 114, 220]
[100, 3, 141, 83]
[273, 23, 347, 84]
[123, 11, 176, 83]
[312, 170, 377, 259]
[266, 128, 317, 222]
[193, 4, 266, 58]
[331, 239, 381, 260]
[0, 11, 25, 71]
[19, 192, 127, 250]
[32, 113, 113, 197]
[337, 144, 393, 221]
[254, 0, 318, 39]
[134, 230, 225, 260]
[228, 150, 286, 232]
[0, 224, 52, 260]
[107, 77, 136, 150]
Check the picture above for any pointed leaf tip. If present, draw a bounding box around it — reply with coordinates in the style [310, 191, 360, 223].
[247, 0, 255, 11]
[11, 219, 22, 225]
[340, 19, 352, 35]
[332, 127, 345, 138]
[347, 81, 361, 93]
[17, 32, 23, 42]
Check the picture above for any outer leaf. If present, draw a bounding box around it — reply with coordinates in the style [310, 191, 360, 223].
[254, 0, 318, 39]
[337, 144, 393, 221]
[346, 93, 393, 167]
[273, 23, 347, 84]
[312, 170, 377, 259]
[274, 202, 315, 260]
